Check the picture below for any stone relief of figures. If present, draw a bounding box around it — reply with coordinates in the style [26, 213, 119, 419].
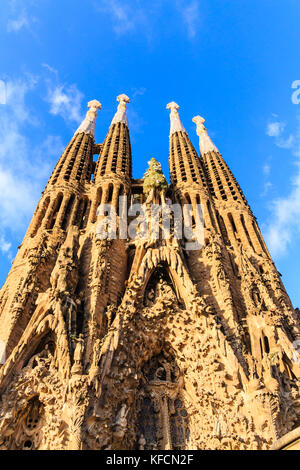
[71, 334, 85, 375]
[137, 352, 186, 450]
[50, 226, 79, 299]
[203, 232, 239, 336]
[0, 338, 66, 450]
[113, 403, 129, 439]
[144, 268, 178, 308]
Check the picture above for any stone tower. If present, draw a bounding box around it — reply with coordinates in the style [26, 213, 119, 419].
[0, 96, 299, 450]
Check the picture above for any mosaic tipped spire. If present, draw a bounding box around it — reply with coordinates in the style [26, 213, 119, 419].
[192, 115, 219, 155]
[166, 101, 186, 136]
[111, 94, 130, 126]
[74, 100, 102, 138]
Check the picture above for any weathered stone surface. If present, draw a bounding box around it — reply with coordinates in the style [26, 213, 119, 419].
[0, 100, 299, 450]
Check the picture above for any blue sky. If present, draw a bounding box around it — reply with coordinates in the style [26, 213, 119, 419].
[0, 0, 299, 306]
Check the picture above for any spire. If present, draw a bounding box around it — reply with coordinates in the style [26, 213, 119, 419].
[166, 102, 186, 136]
[94, 94, 132, 182]
[47, 100, 101, 186]
[194, 116, 249, 206]
[74, 100, 102, 138]
[111, 94, 130, 126]
[192, 116, 219, 155]
[167, 103, 207, 188]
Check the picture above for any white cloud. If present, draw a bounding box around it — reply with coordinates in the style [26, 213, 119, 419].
[266, 121, 285, 137]
[261, 160, 272, 196]
[131, 87, 147, 100]
[40, 135, 64, 157]
[0, 79, 50, 230]
[263, 163, 271, 176]
[261, 180, 272, 197]
[95, 0, 201, 39]
[266, 119, 295, 149]
[176, 0, 200, 38]
[5, 76, 38, 123]
[0, 75, 64, 263]
[7, 12, 30, 32]
[46, 83, 84, 124]
[276, 135, 295, 149]
[0, 68, 84, 271]
[127, 107, 145, 134]
[42, 63, 59, 77]
[96, 0, 143, 35]
[0, 235, 12, 259]
[265, 115, 300, 257]
[6, 0, 37, 34]
[108, 1, 133, 34]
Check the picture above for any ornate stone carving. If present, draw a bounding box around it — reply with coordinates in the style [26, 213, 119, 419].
[0, 96, 299, 451]
[192, 115, 219, 155]
[74, 100, 102, 137]
[111, 94, 130, 126]
[166, 102, 186, 135]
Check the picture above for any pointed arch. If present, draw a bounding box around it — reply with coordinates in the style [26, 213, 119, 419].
[0, 301, 71, 393]
[140, 261, 187, 309]
[143, 264, 179, 306]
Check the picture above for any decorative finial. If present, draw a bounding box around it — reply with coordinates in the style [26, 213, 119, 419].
[192, 115, 219, 155]
[88, 99, 102, 110]
[74, 99, 102, 138]
[111, 94, 130, 126]
[117, 94, 130, 104]
[166, 101, 186, 136]
[192, 115, 206, 130]
[166, 101, 180, 111]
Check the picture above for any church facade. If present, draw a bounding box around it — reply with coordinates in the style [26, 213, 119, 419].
[0, 95, 299, 450]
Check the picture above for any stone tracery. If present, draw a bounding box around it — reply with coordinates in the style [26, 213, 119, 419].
[0, 97, 299, 450]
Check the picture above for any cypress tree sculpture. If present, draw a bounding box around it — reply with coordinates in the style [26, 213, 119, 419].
[0, 98, 299, 450]
[143, 158, 168, 203]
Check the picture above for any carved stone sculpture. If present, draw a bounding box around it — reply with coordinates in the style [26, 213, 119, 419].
[0, 97, 298, 450]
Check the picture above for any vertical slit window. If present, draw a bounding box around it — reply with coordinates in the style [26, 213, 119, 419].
[80, 199, 90, 229]
[241, 215, 255, 251]
[61, 195, 75, 230]
[228, 213, 237, 235]
[48, 194, 63, 229]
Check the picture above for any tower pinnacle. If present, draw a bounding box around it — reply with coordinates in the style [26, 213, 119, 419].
[111, 94, 130, 126]
[0, 95, 298, 451]
[166, 101, 186, 136]
[192, 115, 219, 155]
[74, 100, 102, 138]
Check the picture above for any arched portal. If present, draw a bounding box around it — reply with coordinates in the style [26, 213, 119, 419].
[143, 264, 183, 308]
